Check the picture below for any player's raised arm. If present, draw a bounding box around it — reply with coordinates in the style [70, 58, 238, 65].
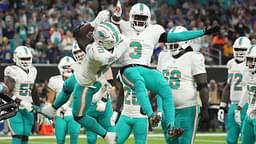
[73, 10, 111, 51]
[158, 26, 220, 43]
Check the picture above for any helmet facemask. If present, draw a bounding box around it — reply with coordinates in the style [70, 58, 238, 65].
[233, 48, 247, 61]
[13, 46, 33, 70]
[233, 36, 251, 62]
[58, 56, 75, 78]
[72, 49, 85, 62]
[129, 3, 151, 32]
[131, 15, 149, 32]
[166, 43, 183, 56]
[246, 56, 256, 73]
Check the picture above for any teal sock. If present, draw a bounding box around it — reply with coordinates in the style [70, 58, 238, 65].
[78, 115, 107, 137]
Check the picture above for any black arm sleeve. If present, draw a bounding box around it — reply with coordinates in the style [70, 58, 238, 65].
[115, 82, 124, 113]
[194, 73, 209, 109]
[221, 83, 230, 104]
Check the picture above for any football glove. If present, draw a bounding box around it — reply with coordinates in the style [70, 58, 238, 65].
[150, 113, 162, 128]
[20, 100, 33, 112]
[217, 102, 227, 123]
[168, 126, 184, 139]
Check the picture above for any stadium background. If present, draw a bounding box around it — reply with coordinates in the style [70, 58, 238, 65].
[0, 0, 255, 143]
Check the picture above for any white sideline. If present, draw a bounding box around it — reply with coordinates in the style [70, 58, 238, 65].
[0, 133, 226, 140]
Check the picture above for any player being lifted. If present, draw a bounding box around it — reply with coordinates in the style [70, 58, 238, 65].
[47, 56, 81, 144]
[235, 45, 256, 144]
[217, 36, 251, 144]
[41, 21, 128, 143]
[111, 2, 218, 137]
[157, 26, 209, 144]
[73, 37, 116, 144]
[3, 46, 37, 144]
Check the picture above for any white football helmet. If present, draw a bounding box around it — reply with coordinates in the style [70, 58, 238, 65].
[233, 36, 251, 61]
[166, 26, 190, 56]
[13, 46, 33, 70]
[245, 45, 256, 73]
[93, 22, 121, 50]
[72, 40, 85, 62]
[129, 3, 151, 32]
[58, 56, 75, 78]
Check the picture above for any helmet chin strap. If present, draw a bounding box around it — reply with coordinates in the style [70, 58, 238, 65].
[235, 59, 243, 64]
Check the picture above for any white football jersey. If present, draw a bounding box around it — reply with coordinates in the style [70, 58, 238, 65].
[242, 71, 256, 114]
[74, 36, 128, 86]
[157, 51, 206, 109]
[4, 65, 37, 103]
[121, 84, 147, 118]
[226, 59, 246, 102]
[119, 20, 165, 66]
[48, 75, 72, 116]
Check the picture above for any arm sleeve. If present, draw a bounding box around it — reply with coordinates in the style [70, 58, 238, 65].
[192, 53, 206, 76]
[159, 30, 204, 43]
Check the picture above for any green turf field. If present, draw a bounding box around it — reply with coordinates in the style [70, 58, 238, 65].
[0, 133, 228, 144]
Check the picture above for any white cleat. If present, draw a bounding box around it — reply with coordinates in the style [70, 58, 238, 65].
[104, 132, 116, 144]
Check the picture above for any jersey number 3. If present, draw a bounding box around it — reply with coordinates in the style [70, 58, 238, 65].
[129, 41, 142, 59]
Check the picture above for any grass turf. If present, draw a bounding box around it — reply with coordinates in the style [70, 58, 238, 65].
[0, 134, 227, 144]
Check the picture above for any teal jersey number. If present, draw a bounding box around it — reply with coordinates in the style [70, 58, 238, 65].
[162, 69, 181, 89]
[229, 73, 243, 91]
[123, 86, 139, 105]
[19, 83, 33, 96]
[129, 41, 142, 59]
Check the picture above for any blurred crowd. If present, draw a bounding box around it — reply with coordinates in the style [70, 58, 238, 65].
[1, 0, 256, 65]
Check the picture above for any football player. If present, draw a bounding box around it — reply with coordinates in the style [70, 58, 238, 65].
[41, 21, 128, 144]
[111, 2, 218, 137]
[235, 45, 256, 144]
[114, 73, 162, 144]
[157, 26, 209, 144]
[4, 46, 37, 144]
[47, 56, 81, 144]
[217, 36, 251, 144]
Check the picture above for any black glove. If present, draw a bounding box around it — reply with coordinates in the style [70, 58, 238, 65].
[168, 125, 184, 138]
[204, 26, 220, 35]
[149, 113, 161, 128]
